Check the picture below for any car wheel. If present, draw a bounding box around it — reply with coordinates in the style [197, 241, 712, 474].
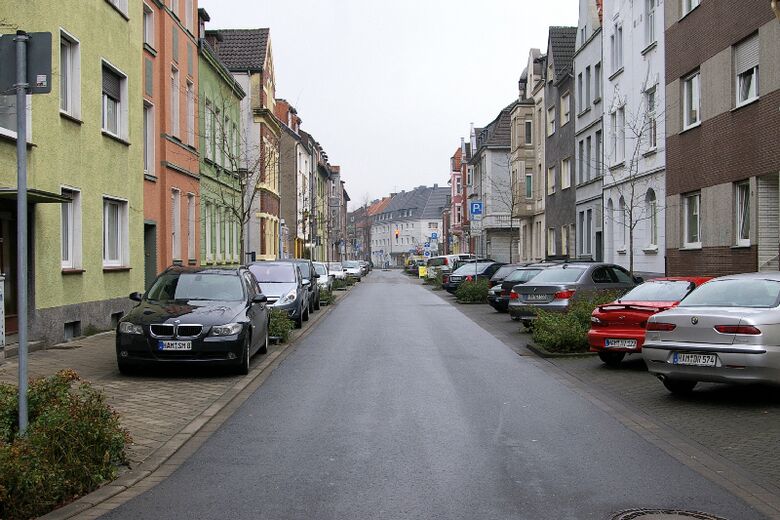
[295, 307, 303, 329]
[662, 378, 697, 395]
[314, 293, 321, 310]
[117, 358, 135, 376]
[303, 304, 310, 322]
[237, 336, 251, 375]
[598, 351, 626, 367]
[258, 326, 268, 355]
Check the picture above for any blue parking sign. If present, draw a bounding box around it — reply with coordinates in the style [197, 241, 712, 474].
[431, 232, 438, 239]
[470, 201, 483, 216]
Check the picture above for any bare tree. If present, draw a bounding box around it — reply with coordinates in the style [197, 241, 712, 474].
[485, 157, 522, 263]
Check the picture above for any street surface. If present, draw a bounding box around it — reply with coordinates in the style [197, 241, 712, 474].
[100, 270, 766, 519]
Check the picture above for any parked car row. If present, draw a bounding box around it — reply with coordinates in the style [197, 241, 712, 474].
[431, 259, 780, 395]
[116, 258, 370, 375]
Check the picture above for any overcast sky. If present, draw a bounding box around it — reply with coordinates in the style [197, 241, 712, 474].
[200, 0, 579, 209]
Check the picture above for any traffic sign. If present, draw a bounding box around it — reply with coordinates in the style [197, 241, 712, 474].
[423, 251, 431, 257]
[430, 232, 438, 239]
[424, 242, 431, 248]
[470, 201, 483, 217]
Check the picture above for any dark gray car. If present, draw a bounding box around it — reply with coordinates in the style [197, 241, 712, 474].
[508, 262, 640, 328]
[248, 262, 310, 328]
[279, 258, 321, 313]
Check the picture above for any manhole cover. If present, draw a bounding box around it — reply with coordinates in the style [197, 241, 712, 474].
[611, 510, 728, 520]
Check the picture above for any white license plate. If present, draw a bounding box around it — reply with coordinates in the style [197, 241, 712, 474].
[526, 294, 549, 301]
[158, 340, 192, 351]
[605, 339, 637, 349]
[672, 352, 717, 367]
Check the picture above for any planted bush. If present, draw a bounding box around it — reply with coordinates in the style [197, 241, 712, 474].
[268, 309, 294, 343]
[531, 292, 622, 353]
[319, 288, 333, 305]
[333, 278, 347, 291]
[455, 278, 490, 303]
[0, 370, 130, 520]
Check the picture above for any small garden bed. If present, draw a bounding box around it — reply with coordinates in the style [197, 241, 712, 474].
[268, 309, 294, 344]
[455, 279, 490, 304]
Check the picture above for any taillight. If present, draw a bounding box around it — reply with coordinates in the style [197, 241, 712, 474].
[714, 325, 761, 335]
[442, 275, 449, 283]
[646, 322, 676, 331]
[443, 258, 448, 265]
[509, 291, 519, 300]
[590, 315, 603, 325]
[553, 289, 576, 300]
[466, 275, 473, 282]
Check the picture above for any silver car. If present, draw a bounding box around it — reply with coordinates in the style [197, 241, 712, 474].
[643, 272, 780, 394]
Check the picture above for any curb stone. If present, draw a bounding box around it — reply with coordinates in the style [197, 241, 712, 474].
[38, 282, 357, 520]
[525, 342, 598, 358]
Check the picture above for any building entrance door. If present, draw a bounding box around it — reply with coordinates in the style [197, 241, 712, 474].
[0, 209, 18, 334]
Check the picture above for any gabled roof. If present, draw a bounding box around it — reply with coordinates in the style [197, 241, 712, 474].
[473, 101, 517, 155]
[548, 26, 577, 79]
[207, 28, 269, 72]
[382, 186, 450, 220]
[367, 196, 391, 216]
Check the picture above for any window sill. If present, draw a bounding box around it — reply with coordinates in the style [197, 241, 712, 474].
[0, 132, 36, 148]
[143, 42, 157, 56]
[61, 268, 85, 275]
[679, 4, 700, 21]
[641, 41, 658, 56]
[642, 246, 658, 254]
[593, 97, 602, 105]
[732, 97, 759, 112]
[642, 147, 657, 158]
[103, 266, 131, 272]
[60, 111, 83, 125]
[144, 173, 157, 182]
[188, 259, 198, 265]
[617, 248, 627, 255]
[104, 0, 130, 20]
[681, 121, 701, 134]
[609, 161, 625, 171]
[608, 67, 624, 82]
[577, 106, 591, 118]
[731, 243, 751, 249]
[679, 245, 702, 251]
[102, 130, 130, 146]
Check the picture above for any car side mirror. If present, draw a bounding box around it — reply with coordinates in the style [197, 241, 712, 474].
[253, 294, 268, 304]
[633, 276, 644, 284]
[314, 273, 320, 279]
[302, 279, 311, 287]
[129, 292, 143, 302]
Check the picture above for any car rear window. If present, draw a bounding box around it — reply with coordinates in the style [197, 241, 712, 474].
[147, 273, 244, 302]
[343, 261, 359, 268]
[529, 267, 586, 283]
[618, 280, 694, 302]
[249, 263, 297, 283]
[427, 258, 445, 267]
[679, 279, 780, 308]
[492, 265, 519, 280]
[295, 261, 311, 278]
[452, 262, 494, 275]
[313, 263, 328, 276]
[505, 269, 542, 283]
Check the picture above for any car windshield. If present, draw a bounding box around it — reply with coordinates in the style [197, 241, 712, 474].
[679, 279, 780, 308]
[492, 265, 520, 280]
[618, 280, 695, 302]
[313, 263, 328, 276]
[146, 273, 244, 302]
[343, 261, 359, 268]
[427, 257, 445, 267]
[249, 263, 296, 283]
[329, 263, 343, 271]
[452, 262, 494, 275]
[505, 269, 542, 283]
[529, 267, 586, 283]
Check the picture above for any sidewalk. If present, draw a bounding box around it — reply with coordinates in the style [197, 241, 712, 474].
[0, 286, 351, 519]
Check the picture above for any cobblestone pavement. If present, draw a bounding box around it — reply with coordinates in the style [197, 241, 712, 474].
[427, 281, 780, 491]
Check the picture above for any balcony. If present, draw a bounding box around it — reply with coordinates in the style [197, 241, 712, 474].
[481, 213, 520, 230]
[513, 200, 536, 218]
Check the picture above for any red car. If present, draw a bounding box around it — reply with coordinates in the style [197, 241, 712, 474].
[588, 277, 711, 366]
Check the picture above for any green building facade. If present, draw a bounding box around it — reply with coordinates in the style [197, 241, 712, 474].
[0, 1, 145, 345]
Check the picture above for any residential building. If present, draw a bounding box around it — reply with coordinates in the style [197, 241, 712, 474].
[365, 196, 392, 261]
[327, 166, 348, 261]
[143, 0, 201, 283]
[448, 144, 466, 254]
[544, 26, 578, 260]
[209, 28, 281, 260]
[370, 186, 449, 267]
[573, 0, 604, 261]
[601, 0, 666, 277]
[469, 102, 520, 263]
[664, 0, 780, 275]
[0, 1, 144, 344]
[197, 10, 244, 268]
[512, 54, 542, 263]
[312, 145, 332, 262]
[346, 205, 370, 261]
[525, 51, 548, 262]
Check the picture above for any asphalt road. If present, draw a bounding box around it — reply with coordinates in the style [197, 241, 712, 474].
[101, 270, 765, 520]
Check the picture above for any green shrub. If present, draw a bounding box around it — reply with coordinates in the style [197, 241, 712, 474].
[319, 288, 333, 305]
[333, 278, 347, 291]
[0, 370, 130, 520]
[455, 278, 490, 303]
[531, 292, 622, 353]
[268, 309, 294, 343]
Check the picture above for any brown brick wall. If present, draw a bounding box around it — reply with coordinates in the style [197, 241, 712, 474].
[665, 0, 775, 82]
[667, 246, 758, 277]
[260, 190, 280, 216]
[666, 89, 780, 196]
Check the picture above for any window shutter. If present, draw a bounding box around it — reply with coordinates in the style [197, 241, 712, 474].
[735, 34, 758, 75]
[102, 67, 120, 100]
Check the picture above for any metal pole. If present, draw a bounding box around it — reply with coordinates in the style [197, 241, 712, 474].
[15, 30, 29, 435]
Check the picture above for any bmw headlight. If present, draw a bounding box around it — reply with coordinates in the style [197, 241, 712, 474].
[210, 323, 243, 336]
[278, 290, 296, 305]
[118, 322, 143, 335]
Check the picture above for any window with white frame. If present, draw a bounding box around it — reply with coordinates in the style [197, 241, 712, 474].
[61, 188, 81, 269]
[170, 66, 179, 137]
[525, 172, 533, 199]
[683, 71, 700, 129]
[456, 176, 461, 194]
[547, 228, 556, 256]
[547, 106, 556, 135]
[143, 102, 154, 175]
[577, 73, 583, 110]
[143, 4, 154, 47]
[0, 91, 31, 140]
[578, 211, 585, 255]
[646, 0, 656, 46]
[684, 192, 701, 248]
[455, 204, 462, 224]
[186, 80, 194, 146]
[611, 24, 623, 73]
[205, 202, 213, 260]
[215, 205, 222, 260]
[103, 198, 128, 266]
[585, 66, 591, 106]
[101, 62, 127, 138]
[735, 34, 759, 107]
[224, 208, 231, 261]
[618, 197, 627, 250]
[578, 140, 585, 184]
[524, 120, 532, 145]
[646, 189, 658, 247]
[185, 0, 193, 32]
[646, 87, 657, 149]
[172, 189, 181, 260]
[617, 106, 625, 162]
[736, 182, 750, 246]
[170, 0, 178, 16]
[682, 0, 700, 16]
[467, 167, 473, 186]
[233, 217, 239, 261]
[205, 100, 213, 160]
[586, 210, 593, 255]
[187, 193, 195, 259]
[561, 158, 571, 189]
[595, 130, 602, 176]
[215, 107, 223, 166]
[585, 135, 592, 181]
[594, 62, 601, 99]
[547, 166, 556, 194]
[610, 111, 617, 162]
[561, 226, 568, 256]
[60, 31, 80, 118]
[107, 0, 128, 15]
[560, 93, 570, 125]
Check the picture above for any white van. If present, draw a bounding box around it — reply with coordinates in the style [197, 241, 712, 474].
[426, 254, 476, 279]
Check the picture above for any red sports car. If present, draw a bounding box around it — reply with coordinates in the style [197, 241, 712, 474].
[588, 277, 711, 366]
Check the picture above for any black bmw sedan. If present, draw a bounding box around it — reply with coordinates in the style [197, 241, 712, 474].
[116, 266, 269, 375]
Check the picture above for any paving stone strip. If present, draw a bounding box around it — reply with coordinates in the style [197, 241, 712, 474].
[0, 285, 354, 520]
